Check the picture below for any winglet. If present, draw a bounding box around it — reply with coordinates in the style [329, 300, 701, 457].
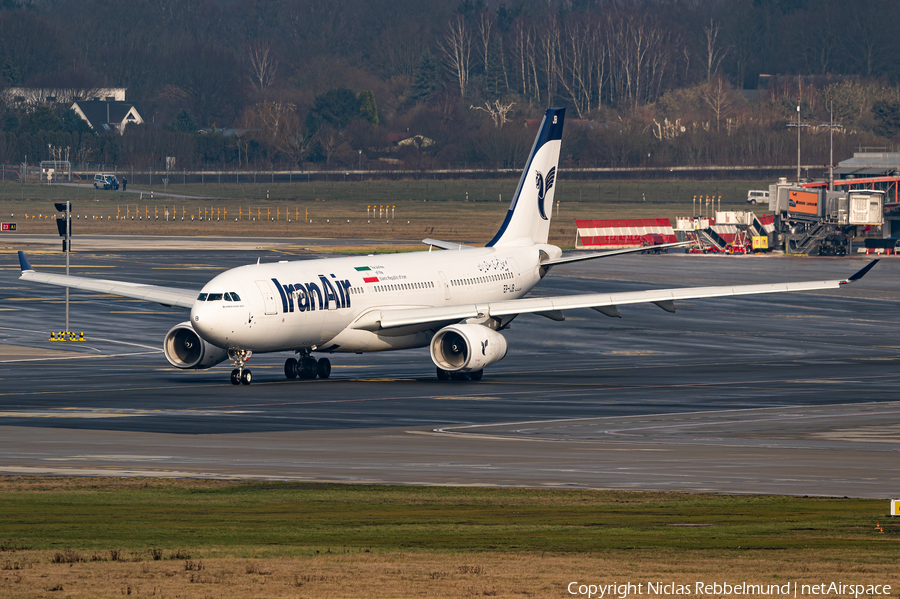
[17, 251, 34, 273]
[843, 259, 878, 284]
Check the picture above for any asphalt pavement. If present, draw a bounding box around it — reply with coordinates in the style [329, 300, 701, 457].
[0, 243, 897, 497]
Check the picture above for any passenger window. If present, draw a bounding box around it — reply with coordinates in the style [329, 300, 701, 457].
[197, 293, 208, 301]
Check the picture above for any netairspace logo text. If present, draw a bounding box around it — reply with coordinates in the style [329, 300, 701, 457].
[567, 582, 893, 599]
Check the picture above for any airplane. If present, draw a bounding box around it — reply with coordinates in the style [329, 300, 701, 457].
[17, 107, 878, 385]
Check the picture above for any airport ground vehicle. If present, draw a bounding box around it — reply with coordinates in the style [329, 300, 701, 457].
[746, 190, 769, 205]
[93, 173, 119, 190]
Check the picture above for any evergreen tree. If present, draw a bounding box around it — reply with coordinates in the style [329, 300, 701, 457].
[306, 88, 360, 133]
[2, 60, 20, 85]
[410, 49, 440, 102]
[58, 107, 93, 135]
[873, 100, 900, 138]
[2, 111, 18, 133]
[358, 90, 379, 125]
[484, 34, 506, 99]
[20, 105, 59, 134]
[169, 110, 198, 133]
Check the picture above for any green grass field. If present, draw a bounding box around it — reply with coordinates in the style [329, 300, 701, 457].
[0, 479, 896, 597]
[0, 178, 769, 247]
[0, 479, 889, 555]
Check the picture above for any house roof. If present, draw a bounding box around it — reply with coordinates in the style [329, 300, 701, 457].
[72, 100, 142, 133]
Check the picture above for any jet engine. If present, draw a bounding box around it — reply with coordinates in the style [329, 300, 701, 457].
[430, 324, 508, 373]
[163, 322, 229, 369]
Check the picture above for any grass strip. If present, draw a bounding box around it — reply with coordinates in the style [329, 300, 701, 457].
[1, 478, 897, 598]
[0, 478, 896, 557]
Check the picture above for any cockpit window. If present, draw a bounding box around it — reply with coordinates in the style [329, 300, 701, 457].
[207, 293, 224, 301]
[231, 292, 241, 301]
[197, 293, 208, 301]
[223, 292, 233, 301]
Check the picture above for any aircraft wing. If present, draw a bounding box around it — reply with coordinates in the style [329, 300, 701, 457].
[355, 260, 878, 331]
[542, 240, 693, 266]
[17, 251, 197, 309]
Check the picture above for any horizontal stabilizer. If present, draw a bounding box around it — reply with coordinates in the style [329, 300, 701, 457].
[422, 238, 475, 251]
[542, 241, 693, 266]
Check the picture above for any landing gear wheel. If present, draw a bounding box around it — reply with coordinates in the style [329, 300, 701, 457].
[300, 357, 318, 380]
[284, 358, 298, 379]
[240, 369, 252, 385]
[316, 357, 331, 379]
[230, 369, 240, 385]
[469, 369, 483, 381]
[450, 372, 469, 381]
[436, 367, 450, 381]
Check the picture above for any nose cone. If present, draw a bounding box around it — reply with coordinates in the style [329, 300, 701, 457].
[190, 301, 225, 345]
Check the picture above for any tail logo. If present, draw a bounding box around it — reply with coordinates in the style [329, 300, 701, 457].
[535, 166, 556, 221]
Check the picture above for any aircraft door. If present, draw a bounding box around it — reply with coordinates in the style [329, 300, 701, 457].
[439, 271, 450, 300]
[255, 280, 279, 315]
[506, 258, 521, 292]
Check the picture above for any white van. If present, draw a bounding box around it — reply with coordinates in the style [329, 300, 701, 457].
[746, 190, 769, 205]
[93, 173, 119, 190]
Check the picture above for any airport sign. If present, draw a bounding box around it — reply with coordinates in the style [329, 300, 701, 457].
[1, 222, 16, 231]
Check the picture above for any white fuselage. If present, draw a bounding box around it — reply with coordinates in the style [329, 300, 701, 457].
[190, 243, 560, 354]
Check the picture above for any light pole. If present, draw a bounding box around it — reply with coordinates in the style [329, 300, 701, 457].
[358, 150, 362, 171]
[54, 202, 71, 336]
[828, 96, 834, 191]
[796, 102, 801, 182]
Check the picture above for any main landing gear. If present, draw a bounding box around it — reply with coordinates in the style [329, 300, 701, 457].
[228, 349, 253, 385]
[436, 367, 483, 381]
[284, 353, 331, 380]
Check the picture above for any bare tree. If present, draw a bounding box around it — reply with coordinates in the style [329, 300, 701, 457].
[700, 76, 735, 133]
[273, 110, 316, 167]
[703, 19, 728, 82]
[247, 41, 279, 94]
[555, 15, 607, 118]
[538, 17, 561, 109]
[511, 18, 541, 103]
[439, 16, 474, 98]
[607, 11, 675, 110]
[512, 19, 531, 98]
[317, 124, 352, 166]
[477, 11, 493, 74]
[470, 100, 515, 127]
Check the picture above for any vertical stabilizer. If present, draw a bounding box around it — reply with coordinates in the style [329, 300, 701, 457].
[486, 107, 565, 247]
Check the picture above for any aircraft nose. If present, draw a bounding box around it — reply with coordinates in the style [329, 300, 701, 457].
[190, 302, 219, 341]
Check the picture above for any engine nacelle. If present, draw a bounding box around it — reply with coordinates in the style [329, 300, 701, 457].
[163, 321, 229, 369]
[430, 324, 508, 373]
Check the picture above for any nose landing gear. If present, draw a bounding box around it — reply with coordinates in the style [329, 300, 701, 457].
[228, 348, 253, 385]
